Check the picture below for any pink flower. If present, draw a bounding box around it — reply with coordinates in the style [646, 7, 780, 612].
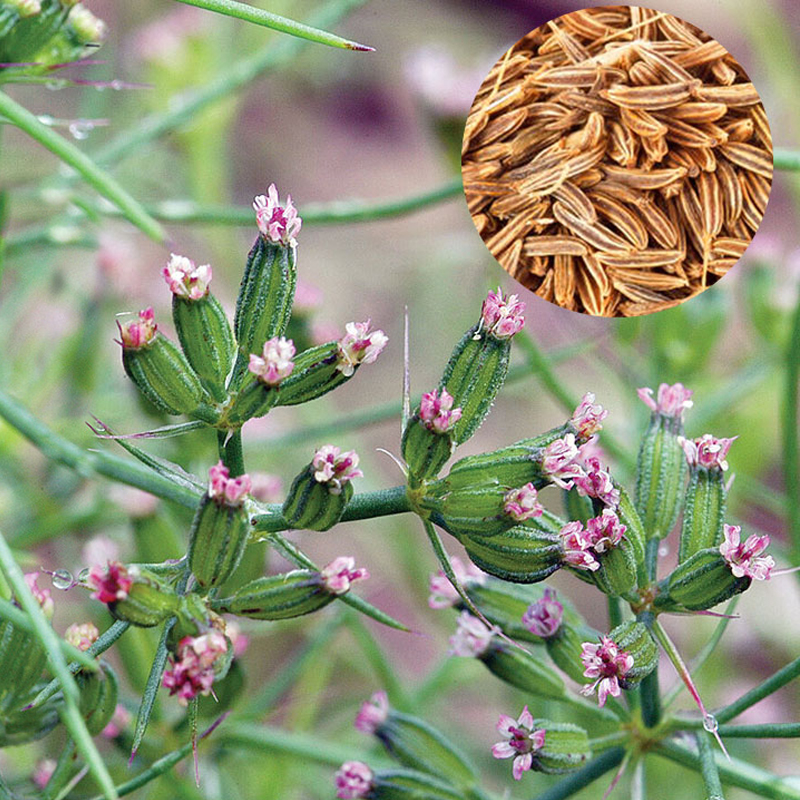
[577, 437, 607, 465]
[224, 619, 249, 658]
[208, 461, 251, 506]
[162, 253, 212, 300]
[522, 588, 563, 639]
[638, 383, 693, 419]
[560, 522, 600, 572]
[720, 524, 774, 581]
[249, 336, 296, 386]
[23, 572, 55, 618]
[355, 690, 389, 734]
[88, 561, 132, 604]
[585, 509, 626, 553]
[65, 622, 99, 651]
[336, 320, 388, 377]
[32, 759, 56, 790]
[571, 393, 608, 440]
[419, 388, 462, 434]
[253, 184, 302, 246]
[81, 535, 121, 568]
[573, 457, 620, 508]
[481, 288, 525, 339]
[312, 445, 363, 494]
[448, 611, 497, 657]
[580, 636, 633, 707]
[335, 761, 374, 799]
[491, 705, 546, 781]
[162, 631, 228, 706]
[101, 704, 132, 739]
[117, 308, 157, 349]
[428, 556, 486, 609]
[679, 434, 737, 471]
[320, 556, 369, 595]
[541, 434, 585, 490]
[503, 483, 544, 521]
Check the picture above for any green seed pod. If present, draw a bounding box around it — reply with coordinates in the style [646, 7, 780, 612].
[423, 484, 514, 539]
[592, 542, 638, 598]
[273, 341, 347, 406]
[546, 622, 599, 684]
[0, 620, 48, 713]
[481, 643, 566, 700]
[662, 548, 749, 611]
[371, 769, 463, 800]
[172, 293, 234, 403]
[188, 493, 251, 592]
[458, 516, 564, 584]
[608, 620, 658, 689]
[530, 720, 591, 774]
[613, 485, 646, 576]
[224, 377, 280, 426]
[401, 414, 456, 482]
[111, 573, 180, 627]
[77, 661, 118, 736]
[464, 581, 552, 644]
[169, 593, 217, 647]
[679, 467, 727, 563]
[442, 441, 546, 493]
[231, 237, 295, 391]
[564, 488, 594, 525]
[282, 461, 353, 532]
[215, 570, 334, 620]
[635, 413, 687, 540]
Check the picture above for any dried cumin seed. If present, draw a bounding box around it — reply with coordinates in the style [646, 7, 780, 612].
[552, 200, 630, 250]
[588, 192, 649, 249]
[663, 102, 728, 123]
[522, 236, 589, 257]
[601, 81, 695, 110]
[641, 134, 669, 163]
[576, 269, 605, 316]
[711, 59, 738, 86]
[628, 61, 661, 86]
[547, 21, 591, 63]
[711, 237, 748, 258]
[485, 213, 541, 256]
[698, 171, 723, 238]
[662, 116, 720, 148]
[470, 108, 529, 148]
[613, 281, 671, 304]
[608, 120, 640, 167]
[602, 164, 686, 189]
[533, 65, 608, 87]
[657, 14, 703, 46]
[561, 8, 613, 39]
[720, 142, 773, 179]
[607, 268, 688, 290]
[751, 104, 771, 147]
[580, 253, 610, 295]
[554, 254, 577, 309]
[517, 162, 571, 195]
[553, 90, 618, 115]
[635, 43, 697, 84]
[706, 257, 737, 276]
[498, 238, 524, 277]
[686, 147, 717, 173]
[671, 39, 728, 68]
[527, 255, 550, 277]
[693, 83, 760, 106]
[596, 249, 683, 268]
[553, 181, 597, 222]
[723, 117, 754, 143]
[619, 106, 668, 137]
[677, 183, 706, 253]
[536, 269, 555, 302]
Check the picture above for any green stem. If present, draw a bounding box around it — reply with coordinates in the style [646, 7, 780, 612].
[589, 731, 629, 751]
[172, 0, 373, 49]
[607, 595, 623, 629]
[531, 748, 625, 800]
[654, 738, 800, 800]
[775, 148, 800, 170]
[783, 293, 800, 566]
[219, 430, 245, 476]
[43, 740, 77, 800]
[697, 732, 725, 800]
[644, 538, 659, 582]
[714, 654, 800, 724]
[638, 611, 660, 728]
[675, 721, 800, 738]
[0, 91, 165, 242]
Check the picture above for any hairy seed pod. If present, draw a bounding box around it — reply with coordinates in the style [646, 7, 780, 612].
[662, 548, 749, 611]
[215, 571, 335, 620]
[274, 341, 350, 406]
[481, 642, 566, 700]
[401, 418, 456, 482]
[282, 463, 353, 532]
[108, 571, 181, 627]
[546, 621, 600, 684]
[679, 466, 727, 562]
[609, 620, 658, 688]
[529, 719, 592, 774]
[0, 619, 48, 712]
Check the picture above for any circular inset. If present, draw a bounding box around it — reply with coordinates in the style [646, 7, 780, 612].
[462, 6, 773, 317]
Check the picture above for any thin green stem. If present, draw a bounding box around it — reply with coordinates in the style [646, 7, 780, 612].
[675, 721, 800, 738]
[638, 611, 660, 728]
[607, 595, 623, 629]
[697, 732, 725, 800]
[0, 92, 165, 242]
[531, 748, 625, 800]
[783, 293, 800, 565]
[219, 430, 245, 476]
[589, 731, 629, 751]
[43, 740, 77, 800]
[775, 148, 800, 170]
[172, 0, 373, 50]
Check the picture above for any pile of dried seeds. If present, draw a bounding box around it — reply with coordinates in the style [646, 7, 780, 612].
[462, 6, 773, 316]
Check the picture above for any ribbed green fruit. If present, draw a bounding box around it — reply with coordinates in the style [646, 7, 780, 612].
[400, 417, 456, 482]
[77, 661, 118, 736]
[480, 644, 566, 700]
[274, 341, 351, 406]
[216, 571, 335, 620]
[282, 464, 352, 531]
[546, 622, 598, 683]
[0, 620, 48, 713]
[679, 467, 727, 562]
[109, 572, 180, 627]
[609, 620, 658, 688]
[663, 548, 749, 611]
[530, 720, 591, 774]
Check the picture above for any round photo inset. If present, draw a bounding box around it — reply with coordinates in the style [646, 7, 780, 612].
[462, 7, 773, 317]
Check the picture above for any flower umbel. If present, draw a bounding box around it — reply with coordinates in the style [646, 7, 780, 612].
[541, 434, 584, 490]
[336, 320, 388, 377]
[571, 392, 608, 440]
[720, 524, 774, 581]
[117, 308, 157, 348]
[492, 705, 546, 780]
[162, 631, 228, 706]
[580, 636, 633, 707]
[320, 556, 369, 595]
[481, 288, 526, 339]
[521, 588, 563, 639]
[334, 761, 374, 799]
[638, 383, 693, 419]
[162, 253, 212, 300]
[503, 483, 544, 521]
[560, 522, 601, 572]
[679, 434, 737, 470]
[355, 690, 389, 734]
[253, 184, 302, 246]
[419, 388, 462, 433]
[428, 556, 486, 609]
[448, 611, 497, 657]
[312, 445, 363, 494]
[88, 561, 133, 604]
[584, 509, 626, 553]
[208, 461, 251, 506]
[65, 622, 99, 651]
[573, 457, 620, 508]
[249, 336, 296, 386]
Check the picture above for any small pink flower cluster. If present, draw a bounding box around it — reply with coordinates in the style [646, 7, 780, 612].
[117, 308, 157, 349]
[491, 705, 546, 780]
[503, 483, 543, 522]
[720, 524, 774, 581]
[428, 556, 486, 609]
[521, 588, 563, 639]
[448, 611, 497, 657]
[637, 382, 693, 419]
[162, 630, 228, 706]
[679, 434, 737, 471]
[336, 321, 388, 377]
[162, 253, 212, 300]
[312, 445, 363, 494]
[561, 509, 626, 572]
[542, 435, 619, 507]
[571, 392, 608, 440]
[573, 457, 620, 508]
[23, 572, 54, 618]
[354, 690, 389, 734]
[580, 636, 633, 707]
[88, 561, 133, 604]
[320, 556, 369, 595]
[334, 761, 373, 799]
[481, 288, 526, 339]
[419, 388, 462, 434]
[208, 461, 251, 506]
[253, 184, 302, 247]
[249, 336, 296, 386]
[65, 622, 99, 651]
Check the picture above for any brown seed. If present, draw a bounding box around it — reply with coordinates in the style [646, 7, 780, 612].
[522, 236, 589, 256]
[720, 142, 774, 179]
[602, 165, 687, 189]
[596, 250, 684, 268]
[601, 81, 695, 110]
[552, 201, 630, 250]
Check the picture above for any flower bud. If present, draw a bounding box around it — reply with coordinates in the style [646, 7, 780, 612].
[401, 389, 460, 481]
[677, 434, 735, 562]
[77, 661, 119, 736]
[356, 691, 478, 789]
[118, 309, 217, 422]
[165, 255, 235, 403]
[281, 445, 362, 531]
[188, 462, 252, 591]
[88, 561, 179, 627]
[635, 383, 693, 540]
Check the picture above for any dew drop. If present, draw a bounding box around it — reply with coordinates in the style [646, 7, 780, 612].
[703, 713, 719, 733]
[51, 569, 75, 590]
[68, 120, 94, 140]
[45, 79, 66, 91]
[658, 544, 669, 557]
[110, 79, 123, 90]
[37, 114, 55, 126]
[77, 568, 90, 583]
